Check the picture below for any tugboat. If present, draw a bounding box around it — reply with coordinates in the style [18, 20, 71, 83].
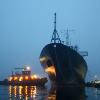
[0, 66, 48, 86]
[40, 13, 88, 86]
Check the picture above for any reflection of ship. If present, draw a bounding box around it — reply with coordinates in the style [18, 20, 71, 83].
[0, 66, 47, 86]
[56, 86, 86, 100]
[47, 85, 86, 100]
[40, 13, 88, 86]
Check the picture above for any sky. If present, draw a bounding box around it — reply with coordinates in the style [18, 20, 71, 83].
[0, 0, 100, 80]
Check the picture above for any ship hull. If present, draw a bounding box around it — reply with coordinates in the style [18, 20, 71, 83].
[40, 43, 87, 86]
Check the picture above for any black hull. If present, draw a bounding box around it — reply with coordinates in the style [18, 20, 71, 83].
[40, 43, 87, 86]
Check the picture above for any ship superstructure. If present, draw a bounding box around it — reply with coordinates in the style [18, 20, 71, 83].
[8, 66, 38, 82]
[0, 66, 47, 86]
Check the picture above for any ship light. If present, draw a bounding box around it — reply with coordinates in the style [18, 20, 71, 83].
[9, 77, 13, 81]
[31, 75, 34, 79]
[19, 76, 23, 81]
[25, 76, 28, 80]
[33, 75, 38, 79]
[40, 57, 47, 62]
[31, 75, 38, 79]
[45, 66, 56, 75]
[14, 76, 18, 80]
[26, 66, 30, 70]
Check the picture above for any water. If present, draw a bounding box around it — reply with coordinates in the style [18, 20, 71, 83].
[0, 85, 55, 100]
[0, 85, 100, 100]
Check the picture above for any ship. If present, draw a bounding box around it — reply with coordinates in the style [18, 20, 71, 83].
[86, 80, 100, 88]
[0, 66, 48, 86]
[40, 13, 88, 86]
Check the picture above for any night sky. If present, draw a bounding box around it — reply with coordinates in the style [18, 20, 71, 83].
[0, 0, 100, 81]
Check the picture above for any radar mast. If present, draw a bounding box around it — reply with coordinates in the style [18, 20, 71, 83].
[51, 13, 61, 43]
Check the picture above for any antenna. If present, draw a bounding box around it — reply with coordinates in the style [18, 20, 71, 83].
[61, 28, 75, 45]
[54, 13, 56, 30]
[66, 29, 69, 45]
[51, 13, 61, 43]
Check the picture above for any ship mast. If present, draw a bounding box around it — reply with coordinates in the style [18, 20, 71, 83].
[51, 13, 61, 43]
[66, 29, 70, 46]
[65, 28, 75, 46]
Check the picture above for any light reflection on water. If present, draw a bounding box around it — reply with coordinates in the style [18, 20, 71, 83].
[1, 85, 100, 100]
[9, 85, 48, 100]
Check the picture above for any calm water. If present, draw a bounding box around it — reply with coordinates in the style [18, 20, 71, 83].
[0, 85, 100, 100]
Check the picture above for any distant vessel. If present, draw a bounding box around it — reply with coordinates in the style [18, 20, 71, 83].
[86, 80, 100, 88]
[40, 13, 88, 86]
[0, 66, 47, 86]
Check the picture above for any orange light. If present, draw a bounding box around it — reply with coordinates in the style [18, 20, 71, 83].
[45, 66, 56, 75]
[25, 76, 28, 80]
[31, 75, 38, 79]
[19, 76, 23, 81]
[14, 76, 18, 80]
[31, 75, 34, 79]
[9, 77, 13, 81]
[33, 75, 38, 79]
[14, 86, 17, 97]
